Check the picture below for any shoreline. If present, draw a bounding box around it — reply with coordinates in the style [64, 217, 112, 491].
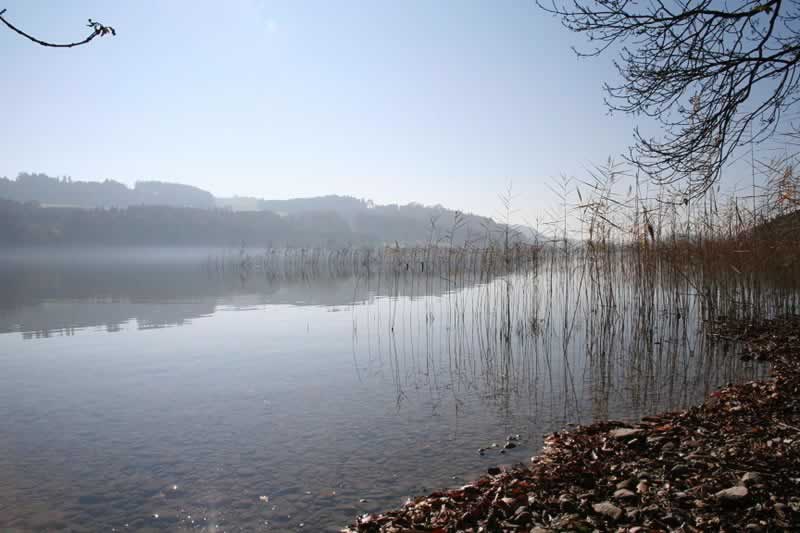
[345, 316, 800, 532]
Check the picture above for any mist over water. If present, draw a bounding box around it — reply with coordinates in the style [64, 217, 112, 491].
[0, 250, 762, 531]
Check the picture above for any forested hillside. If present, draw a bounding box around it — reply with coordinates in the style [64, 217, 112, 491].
[0, 173, 215, 209]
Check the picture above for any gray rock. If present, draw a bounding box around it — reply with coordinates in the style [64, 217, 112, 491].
[636, 481, 649, 494]
[613, 488, 636, 500]
[715, 485, 748, 503]
[593, 501, 624, 520]
[609, 428, 643, 439]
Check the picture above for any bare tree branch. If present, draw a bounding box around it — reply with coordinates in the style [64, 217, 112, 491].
[0, 8, 115, 48]
[540, 0, 800, 198]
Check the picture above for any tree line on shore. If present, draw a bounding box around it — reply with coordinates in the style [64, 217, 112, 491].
[0, 173, 530, 248]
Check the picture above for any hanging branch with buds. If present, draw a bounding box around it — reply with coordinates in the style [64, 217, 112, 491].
[0, 8, 115, 48]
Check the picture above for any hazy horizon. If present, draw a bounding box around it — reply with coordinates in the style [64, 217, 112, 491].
[0, 0, 647, 225]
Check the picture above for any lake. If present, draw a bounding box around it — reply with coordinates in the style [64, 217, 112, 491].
[0, 248, 762, 532]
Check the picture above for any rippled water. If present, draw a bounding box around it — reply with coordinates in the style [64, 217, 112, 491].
[0, 250, 762, 532]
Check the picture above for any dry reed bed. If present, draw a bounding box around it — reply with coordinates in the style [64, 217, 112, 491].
[206, 244, 543, 282]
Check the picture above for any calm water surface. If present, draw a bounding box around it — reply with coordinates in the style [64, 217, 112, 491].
[0, 251, 762, 532]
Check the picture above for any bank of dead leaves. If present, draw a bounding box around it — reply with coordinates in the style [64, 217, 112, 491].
[344, 316, 800, 532]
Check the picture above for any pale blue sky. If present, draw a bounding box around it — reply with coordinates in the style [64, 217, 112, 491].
[1, 0, 642, 222]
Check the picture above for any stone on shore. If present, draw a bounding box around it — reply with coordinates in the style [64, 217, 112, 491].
[608, 427, 643, 439]
[592, 501, 623, 520]
[715, 485, 748, 504]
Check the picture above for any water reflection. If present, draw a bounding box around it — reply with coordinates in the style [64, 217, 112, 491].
[353, 268, 760, 432]
[0, 260, 475, 338]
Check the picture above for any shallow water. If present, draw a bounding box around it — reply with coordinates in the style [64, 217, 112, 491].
[0, 252, 762, 532]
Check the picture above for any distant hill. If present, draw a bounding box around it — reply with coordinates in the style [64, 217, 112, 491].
[219, 194, 530, 246]
[0, 173, 539, 247]
[0, 199, 309, 247]
[0, 173, 215, 209]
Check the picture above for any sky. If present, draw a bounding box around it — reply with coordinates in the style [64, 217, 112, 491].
[3, 1, 650, 223]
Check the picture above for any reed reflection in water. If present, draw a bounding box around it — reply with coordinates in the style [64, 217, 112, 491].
[352, 264, 759, 439]
[0, 249, 768, 532]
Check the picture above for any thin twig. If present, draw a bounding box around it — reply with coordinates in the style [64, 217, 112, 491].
[777, 421, 800, 432]
[0, 9, 115, 48]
